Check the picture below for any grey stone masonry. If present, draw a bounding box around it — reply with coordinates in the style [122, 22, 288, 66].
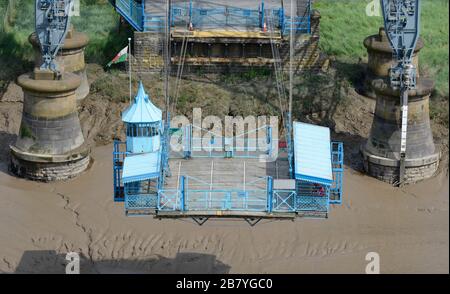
[365, 160, 439, 185]
[10, 155, 90, 182]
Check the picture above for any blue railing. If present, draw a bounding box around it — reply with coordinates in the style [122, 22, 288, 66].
[296, 195, 329, 212]
[111, 0, 145, 31]
[186, 124, 275, 159]
[155, 184, 330, 215]
[110, 1, 311, 34]
[193, 7, 261, 30]
[272, 190, 296, 212]
[282, 15, 311, 35]
[158, 189, 183, 211]
[190, 138, 275, 159]
[125, 194, 158, 212]
[113, 140, 127, 202]
[330, 142, 344, 204]
[185, 190, 268, 211]
[144, 15, 165, 32]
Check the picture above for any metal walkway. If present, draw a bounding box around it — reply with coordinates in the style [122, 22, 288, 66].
[109, 0, 312, 35]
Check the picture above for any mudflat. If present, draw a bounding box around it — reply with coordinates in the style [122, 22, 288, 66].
[0, 144, 447, 273]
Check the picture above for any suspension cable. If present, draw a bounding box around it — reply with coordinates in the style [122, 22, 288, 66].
[172, 1, 191, 114]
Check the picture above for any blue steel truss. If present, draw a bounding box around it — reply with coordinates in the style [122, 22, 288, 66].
[330, 142, 344, 204]
[109, 0, 145, 31]
[113, 140, 127, 202]
[109, 0, 312, 35]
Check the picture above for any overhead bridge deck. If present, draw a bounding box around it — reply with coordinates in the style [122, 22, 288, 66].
[109, 0, 312, 35]
[171, 29, 282, 40]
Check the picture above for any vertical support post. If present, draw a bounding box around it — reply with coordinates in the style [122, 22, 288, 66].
[286, 112, 294, 178]
[124, 182, 129, 212]
[261, 0, 265, 29]
[157, 190, 161, 211]
[243, 161, 246, 191]
[308, 0, 312, 34]
[185, 177, 189, 210]
[129, 0, 132, 17]
[209, 160, 214, 208]
[170, 3, 174, 27]
[267, 176, 273, 213]
[113, 140, 117, 200]
[326, 186, 330, 213]
[267, 125, 272, 155]
[399, 88, 408, 185]
[128, 37, 132, 104]
[289, 0, 294, 117]
[180, 175, 186, 211]
[184, 124, 192, 158]
[279, 8, 283, 31]
[189, 0, 193, 27]
[141, 0, 145, 30]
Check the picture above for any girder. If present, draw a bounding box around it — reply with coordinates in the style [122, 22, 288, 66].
[35, 0, 73, 75]
[381, 0, 421, 185]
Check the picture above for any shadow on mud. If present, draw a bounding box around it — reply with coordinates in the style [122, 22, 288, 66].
[13, 250, 231, 274]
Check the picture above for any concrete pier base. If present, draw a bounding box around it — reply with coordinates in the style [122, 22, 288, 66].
[9, 71, 90, 181]
[362, 78, 439, 185]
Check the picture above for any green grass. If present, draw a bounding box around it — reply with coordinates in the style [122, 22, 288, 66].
[315, 0, 449, 98]
[1, 0, 448, 100]
[0, 0, 131, 82]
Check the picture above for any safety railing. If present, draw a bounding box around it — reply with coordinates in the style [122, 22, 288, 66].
[188, 125, 275, 159]
[330, 142, 344, 204]
[185, 189, 268, 211]
[191, 7, 261, 30]
[113, 140, 127, 163]
[110, 1, 312, 34]
[151, 179, 330, 216]
[113, 140, 127, 202]
[170, 6, 191, 27]
[144, 15, 165, 32]
[158, 189, 183, 211]
[112, 0, 145, 31]
[272, 190, 296, 212]
[296, 195, 329, 212]
[125, 193, 158, 211]
[272, 190, 329, 213]
[295, 180, 330, 212]
[190, 137, 273, 158]
[282, 15, 311, 35]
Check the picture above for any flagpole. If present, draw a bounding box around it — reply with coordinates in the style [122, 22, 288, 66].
[128, 37, 132, 104]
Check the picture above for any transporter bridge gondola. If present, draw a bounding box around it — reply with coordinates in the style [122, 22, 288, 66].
[111, 0, 343, 225]
[113, 82, 343, 225]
